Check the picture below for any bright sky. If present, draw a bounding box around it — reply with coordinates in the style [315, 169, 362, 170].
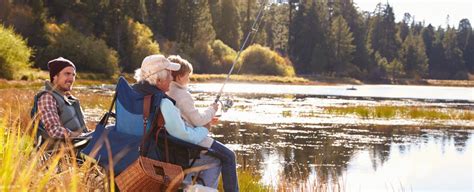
[353, 0, 474, 28]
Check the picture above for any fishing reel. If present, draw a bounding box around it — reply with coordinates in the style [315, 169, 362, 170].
[215, 94, 234, 113]
[219, 97, 234, 113]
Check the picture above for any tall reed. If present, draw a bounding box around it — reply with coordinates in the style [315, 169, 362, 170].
[0, 106, 108, 191]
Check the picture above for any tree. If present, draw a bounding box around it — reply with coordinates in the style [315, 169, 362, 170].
[121, 18, 160, 72]
[457, 19, 472, 73]
[429, 27, 448, 78]
[0, 24, 32, 80]
[175, 0, 215, 47]
[457, 19, 472, 51]
[443, 27, 466, 79]
[289, 0, 330, 74]
[398, 13, 411, 41]
[161, 0, 178, 40]
[401, 32, 428, 78]
[37, 23, 119, 76]
[464, 32, 474, 73]
[237, 0, 266, 47]
[265, 3, 289, 55]
[422, 24, 435, 60]
[144, 0, 163, 39]
[368, 3, 401, 63]
[2, 0, 48, 67]
[333, 0, 371, 77]
[329, 15, 355, 76]
[124, 0, 147, 23]
[172, 0, 215, 70]
[215, 0, 242, 50]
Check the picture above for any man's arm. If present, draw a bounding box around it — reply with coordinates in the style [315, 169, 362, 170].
[37, 93, 72, 138]
[160, 98, 209, 145]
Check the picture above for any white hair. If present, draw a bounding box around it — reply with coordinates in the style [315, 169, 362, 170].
[134, 68, 169, 85]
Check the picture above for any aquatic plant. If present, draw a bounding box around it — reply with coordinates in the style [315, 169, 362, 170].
[282, 110, 293, 117]
[323, 105, 474, 121]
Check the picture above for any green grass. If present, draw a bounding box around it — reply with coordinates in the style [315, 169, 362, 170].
[218, 169, 272, 192]
[324, 106, 474, 121]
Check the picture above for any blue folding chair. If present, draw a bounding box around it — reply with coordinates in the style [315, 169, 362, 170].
[81, 77, 212, 179]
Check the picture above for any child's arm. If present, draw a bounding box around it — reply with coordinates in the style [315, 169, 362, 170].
[179, 92, 217, 127]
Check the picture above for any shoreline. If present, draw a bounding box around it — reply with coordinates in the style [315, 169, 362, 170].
[1, 73, 473, 89]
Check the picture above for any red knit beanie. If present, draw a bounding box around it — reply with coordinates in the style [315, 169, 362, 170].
[48, 57, 76, 81]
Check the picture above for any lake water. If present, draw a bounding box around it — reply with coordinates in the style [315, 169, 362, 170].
[190, 83, 474, 102]
[82, 83, 474, 191]
[211, 123, 473, 191]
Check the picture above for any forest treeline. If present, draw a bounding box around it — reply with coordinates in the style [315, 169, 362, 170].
[0, 0, 472, 81]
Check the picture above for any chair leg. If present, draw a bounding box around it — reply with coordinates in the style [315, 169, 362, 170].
[191, 172, 207, 186]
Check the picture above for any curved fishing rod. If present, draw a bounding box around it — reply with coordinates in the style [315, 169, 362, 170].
[214, 0, 268, 105]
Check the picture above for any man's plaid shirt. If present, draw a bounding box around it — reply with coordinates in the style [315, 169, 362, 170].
[37, 93, 72, 138]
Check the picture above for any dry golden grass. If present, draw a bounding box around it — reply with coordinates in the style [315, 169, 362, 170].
[0, 106, 110, 191]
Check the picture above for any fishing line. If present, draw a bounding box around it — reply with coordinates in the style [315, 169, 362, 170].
[214, 0, 268, 110]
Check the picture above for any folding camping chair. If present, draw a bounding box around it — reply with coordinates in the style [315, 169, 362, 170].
[81, 77, 216, 187]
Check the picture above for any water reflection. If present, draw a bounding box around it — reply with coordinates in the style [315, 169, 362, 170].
[212, 122, 473, 190]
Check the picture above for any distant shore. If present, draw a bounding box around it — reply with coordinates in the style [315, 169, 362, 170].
[191, 74, 474, 87]
[1, 73, 473, 89]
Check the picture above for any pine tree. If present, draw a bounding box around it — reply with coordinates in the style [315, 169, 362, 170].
[429, 27, 448, 78]
[398, 13, 411, 41]
[370, 4, 401, 63]
[144, 0, 163, 39]
[421, 24, 437, 78]
[124, 0, 147, 23]
[215, 0, 242, 50]
[237, 0, 266, 47]
[265, 4, 289, 55]
[457, 19, 472, 51]
[464, 32, 474, 73]
[401, 32, 428, 78]
[366, 3, 402, 79]
[289, 0, 329, 74]
[333, 0, 371, 77]
[457, 19, 472, 74]
[443, 27, 466, 79]
[162, 0, 178, 40]
[175, 0, 215, 46]
[329, 15, 355, 76]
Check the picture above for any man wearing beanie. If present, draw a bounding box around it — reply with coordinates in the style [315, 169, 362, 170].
[32, 57, 89, 138]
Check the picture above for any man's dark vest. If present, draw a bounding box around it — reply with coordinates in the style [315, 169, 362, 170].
[34, 81, 86, 134]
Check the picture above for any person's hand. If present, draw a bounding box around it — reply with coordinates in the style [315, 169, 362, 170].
[69, 131, 82, 138]
[210, 117, 219, 125]
[210, 102, 219, 111]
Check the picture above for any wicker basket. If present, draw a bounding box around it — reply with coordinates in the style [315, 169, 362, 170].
[115, 156, 183, 192]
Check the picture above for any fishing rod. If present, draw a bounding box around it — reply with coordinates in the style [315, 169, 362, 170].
[214, 0, 268, 110]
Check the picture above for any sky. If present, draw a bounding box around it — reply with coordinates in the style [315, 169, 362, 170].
[352, 0, 474, 28]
